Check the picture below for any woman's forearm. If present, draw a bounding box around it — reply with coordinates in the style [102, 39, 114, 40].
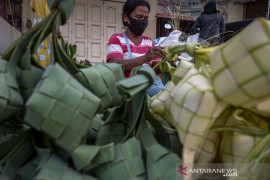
[108, 55, 150, 72]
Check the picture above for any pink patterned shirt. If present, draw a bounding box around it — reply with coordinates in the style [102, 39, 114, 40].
[107, 33, 159, 77]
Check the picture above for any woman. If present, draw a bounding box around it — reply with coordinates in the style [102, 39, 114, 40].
[190, 1, 226, 45]
[107, 0, 164, 97]
[30, 0, 61, 68]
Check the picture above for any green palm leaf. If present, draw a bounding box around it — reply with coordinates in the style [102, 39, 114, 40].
[94, 137, 146, 180]
[34, 154, 97, 180]
[0, 129, 34, 179]
[95, 105, 128, 145]
[139, 120, 182, 180]
[83, 143, 115, 172]
[25, 64, 100, 152]
[117, 66, 155, 99]
[87, 114, 104, 144]
[80, 63, 124, 111]
[0, 59, 23, 123]
[18, 48, 44, 102]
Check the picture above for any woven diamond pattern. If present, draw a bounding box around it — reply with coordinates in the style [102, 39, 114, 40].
[209, 18, 270, 109]
[94, 137, 145, 180]
[35, 155, 97, 180]
[25, 64, 100, 152]
[166, 68, 226, 150]
[81, 63, 124, 111]
[0, 59, 23, 122]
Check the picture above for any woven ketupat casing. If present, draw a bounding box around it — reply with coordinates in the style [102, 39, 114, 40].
[241, 110, 269, 131]
[138, 120, 182, 180]
[171, 60, 194, 85]
[218, 113, 270, 180]
[194, 130, 220, 164]
[80, 63, 124, 111]
[209, 18, 270, 110]
[194, 108, 234, 165]
[87, 115, 104, 144]
[219, 114, 261, 165]
[35, 155, 97, 180]
[150, 60, 194, 124]
[95, 106, 128, 145]
[167, 68, 226, 150]
[150, 81, 175, 123]
[158, 120, 183, 156]
[19, 49, 44, 102]
[0, 59, 23, 123]
[94, 137, 146, 180]
[25, 63, 101, 152]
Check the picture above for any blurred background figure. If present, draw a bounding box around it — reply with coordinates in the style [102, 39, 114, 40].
[30, 0, 61, 68]
[190, 1, 226, 46]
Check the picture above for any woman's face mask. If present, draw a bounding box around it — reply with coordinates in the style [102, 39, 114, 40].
[127, 16, 148, 36]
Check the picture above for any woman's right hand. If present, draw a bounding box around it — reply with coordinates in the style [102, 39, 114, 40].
[144, 46, 165, 61]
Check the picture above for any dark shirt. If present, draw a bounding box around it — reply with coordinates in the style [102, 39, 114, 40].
[191, 13, 226, 41]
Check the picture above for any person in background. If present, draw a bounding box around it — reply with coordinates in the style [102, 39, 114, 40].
[30, 0, 61, 68]
[107, 0, 164, 97]
[190, 1, 226, 45]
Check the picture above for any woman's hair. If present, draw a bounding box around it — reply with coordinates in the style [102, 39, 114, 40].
[122, 0, 150, 26]
[201, 1, 218, 15]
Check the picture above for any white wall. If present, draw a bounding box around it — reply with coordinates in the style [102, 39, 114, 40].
[144, 0, 157, 41]
[0, 17, 21, 54]
[3, 0, 244, 55]
[22, 0, 35, 33]
[227, 2, 244, 23]
[19, 0, 245, 36]
[21, 0, 158, 40]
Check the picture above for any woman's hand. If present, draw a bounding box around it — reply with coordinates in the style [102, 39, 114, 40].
[144, 46, 165, 61]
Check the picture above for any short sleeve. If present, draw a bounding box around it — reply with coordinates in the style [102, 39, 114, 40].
[106, 34, 124, 61]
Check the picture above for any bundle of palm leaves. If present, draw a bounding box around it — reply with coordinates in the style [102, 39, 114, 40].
[0, 0, 183, 180]
[151, 17, 270, 180]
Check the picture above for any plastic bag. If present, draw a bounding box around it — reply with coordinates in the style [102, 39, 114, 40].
[178, 33, 199, 62]
[154, 30, 182, 47]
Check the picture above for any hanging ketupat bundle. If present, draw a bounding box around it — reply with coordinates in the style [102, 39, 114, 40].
[208, 18, 270, 117]
[171, 60, 194, 85]
[211, 109, 270, 180]
[0, 0, 185, 179]
[151, 18, 270, 180]
[0, 7, 184, 177]
[25, 64, 101, 152]
[150, 60, 194, 123]
[151, 53, 226, 179]
[207, 18, 270, 180]
[0, 59, 23, 123]
[164, 68, 226, 170]
[80, 63, 124, 111]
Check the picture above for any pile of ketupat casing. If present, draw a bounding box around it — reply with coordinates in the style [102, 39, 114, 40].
[151, 18, 270, 180]
[1, 0, 270, 179]
[0, 0, 183, 180]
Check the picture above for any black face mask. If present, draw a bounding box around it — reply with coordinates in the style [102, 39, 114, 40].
[127, 16, 148, 36]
